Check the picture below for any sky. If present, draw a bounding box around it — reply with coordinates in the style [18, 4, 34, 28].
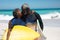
[0, 0, 60, 9]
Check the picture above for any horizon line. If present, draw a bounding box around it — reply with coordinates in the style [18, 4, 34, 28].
[0, 8, 60, 10]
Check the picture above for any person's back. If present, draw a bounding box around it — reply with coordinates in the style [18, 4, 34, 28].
[11, 18, 25, 27]
[26, 13, 37, 31]
[26, 13, 37, 24]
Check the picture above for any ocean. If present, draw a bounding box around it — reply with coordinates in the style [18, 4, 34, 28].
[0, 8, 60, 20]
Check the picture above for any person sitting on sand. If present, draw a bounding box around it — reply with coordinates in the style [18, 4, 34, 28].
[6, 8, 26, 40]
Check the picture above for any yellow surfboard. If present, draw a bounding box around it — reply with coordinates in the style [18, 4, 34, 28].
[3, 25, 40, 40]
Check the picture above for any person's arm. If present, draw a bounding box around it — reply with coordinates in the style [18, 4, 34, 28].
[6, 20, 12, 40]
[34, 12, 44, 31]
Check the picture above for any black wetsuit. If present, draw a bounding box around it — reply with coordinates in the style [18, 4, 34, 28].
[34, 12, 44, 31]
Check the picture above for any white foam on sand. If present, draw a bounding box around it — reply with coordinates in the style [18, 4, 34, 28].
[0, 15, 13, 20]
[41, 11, 60, 19]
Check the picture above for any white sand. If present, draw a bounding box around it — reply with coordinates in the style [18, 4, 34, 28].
[43, 19, 60, 40]
[0, 19, 60, 40]
[43, 27, 60, 40]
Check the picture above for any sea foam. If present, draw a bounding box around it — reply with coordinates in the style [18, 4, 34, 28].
[0, 11, 60, 20]
[41, 11, 60, 19]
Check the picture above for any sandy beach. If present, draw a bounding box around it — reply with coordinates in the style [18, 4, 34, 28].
[0, 19, 60, 40]
[43, 19, 60, 40]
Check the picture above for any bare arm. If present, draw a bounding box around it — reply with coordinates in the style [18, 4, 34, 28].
[6, 20, 12, 40]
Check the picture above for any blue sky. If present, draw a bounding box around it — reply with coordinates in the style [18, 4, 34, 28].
[0, 0, 60, 9]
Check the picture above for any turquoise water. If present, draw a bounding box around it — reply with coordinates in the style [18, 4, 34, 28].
[35, 9, 60, 14]
[0, 10, 13, 16]
[0, 9, 60, 16]
[0, 9, 60, 20]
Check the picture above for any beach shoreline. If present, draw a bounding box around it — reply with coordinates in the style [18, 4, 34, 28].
[0, 19, 60, 40]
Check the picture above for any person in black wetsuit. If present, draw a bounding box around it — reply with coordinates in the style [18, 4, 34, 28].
[21, 3, 44, 31]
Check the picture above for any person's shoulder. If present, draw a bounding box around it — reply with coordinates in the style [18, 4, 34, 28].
[11, 18, 16, 21]
[32, 10, 38, 14]
[9, 18, 15, 23]
[32, 10, 39, 16]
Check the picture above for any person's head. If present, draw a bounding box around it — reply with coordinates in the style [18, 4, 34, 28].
[13, 8, 22, 18]
[21, 3, 31, 15]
